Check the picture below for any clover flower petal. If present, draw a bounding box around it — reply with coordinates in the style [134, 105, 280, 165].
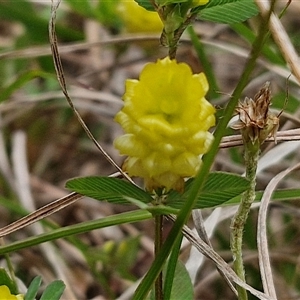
[114, 57, 215, 192]
[117, 0, 163, 33]
[0, 286, 24, 300]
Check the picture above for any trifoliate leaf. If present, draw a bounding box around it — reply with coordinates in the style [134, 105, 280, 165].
[66, 176, 153, 205]
[197, 0, 259, 24]
[167, 172, 250, 209]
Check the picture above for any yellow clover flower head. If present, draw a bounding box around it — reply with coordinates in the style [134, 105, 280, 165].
[117, 0, 163, 33]
[114, 57, 215, 192]
[0, 285, 24, 300]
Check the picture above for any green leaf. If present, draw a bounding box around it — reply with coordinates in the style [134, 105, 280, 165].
[157, 0, 189, 4]
[0, 210, 153, 255]
[166, 260, 194, 300]
[135, 0, 156, 11]
[0, 71, 55, 103]
[163, 234, 183, 299]
[224, 188, 300, 206]
[24, 276, 42, 300]
[0, 268, 17, 295]
[40, 280, 65, 300]
[149, 254, 193, 300]
[66, 176, 153, 205]
[167, 172, 250, 209]
[197, 0, 259, 24]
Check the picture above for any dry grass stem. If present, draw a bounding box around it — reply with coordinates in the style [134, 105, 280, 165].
[257, 162, 300, 298]
[255, 0, 300, 84]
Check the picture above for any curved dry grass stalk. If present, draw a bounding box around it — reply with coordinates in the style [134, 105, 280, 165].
[167, 215, 275, 300]
[0, 192, 82, 238]
[192, 209, 237, 294]
[0, 35, 160, 60]
[257, 162, 300, 298]
[49, 0, 133, 184]
[255, 0, 300, 84]
[220, 128, 300, 148]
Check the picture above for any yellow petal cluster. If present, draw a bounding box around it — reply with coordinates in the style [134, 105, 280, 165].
[117, 0, 163, 33]
[114, 57, 215, 192]
[0, 286, 23, 300]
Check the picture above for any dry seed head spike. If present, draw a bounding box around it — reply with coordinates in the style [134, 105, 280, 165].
[253, 81, 271, 122]
[230, 82, 281, 144]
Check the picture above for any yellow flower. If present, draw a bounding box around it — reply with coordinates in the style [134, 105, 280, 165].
[114, 57, 215, 192]
[0, 286, 24, 300]
[117, 0, 163, 33]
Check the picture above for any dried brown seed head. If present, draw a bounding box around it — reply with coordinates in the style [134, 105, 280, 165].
[230, 82, 280, 145]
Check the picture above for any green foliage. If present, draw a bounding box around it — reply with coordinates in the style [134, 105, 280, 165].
[0, 71, 56, 104]
[66, 172, 250, 210]
[39, 280, 65, 300]
[87, 236, 141, 283]
[135, 0, 156, 11]
[66, 177, 153, 205]
[157, 0, 190, 5]
[24, 277, 42, 300]
[150, 259, 194, 300]
[0, 268, 18, 295]
[165, 260, 194, 300]
[0, 271, 64, 300]
[167, 172, 250, 209]
[0, 210, 153, 255]
[225, 188, 300, 206]
[135, 0, 259, 24]
[197, 0, 259, 24]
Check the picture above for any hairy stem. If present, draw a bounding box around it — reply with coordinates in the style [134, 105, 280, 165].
[230, 141, 260, 300]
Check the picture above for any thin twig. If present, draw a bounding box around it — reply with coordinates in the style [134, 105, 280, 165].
[257, 162, 300, 298]
[255, 0, 300, 84]
[192, 209, 237, 295]
[220, 129, 300, 148]
[167, 215, 274, 300]
[0, 192, 82, 238]
[49, 0, 133, 184]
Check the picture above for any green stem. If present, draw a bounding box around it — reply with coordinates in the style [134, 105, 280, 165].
[230, 141, 260, 300]
[187, 26, 219, 99]
[0, 238, 18, 293]
[154, 214, 164, 300]
[167, 13, 198, 59]
[133, 4, 273, 299]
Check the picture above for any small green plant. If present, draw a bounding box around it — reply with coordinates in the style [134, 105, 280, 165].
[0, 268, 65, 300]
[0, 0, 300, 299]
